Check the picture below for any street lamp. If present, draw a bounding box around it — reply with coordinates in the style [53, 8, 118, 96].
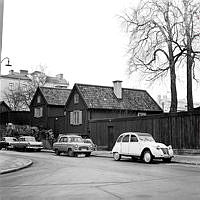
[0, 57, 12, 75]
[1, 57, 12, 66]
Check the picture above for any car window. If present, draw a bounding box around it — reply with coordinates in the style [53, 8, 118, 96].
[63, 137, 68, 142]
[122, 135, 130, 142]
[116, 135, 123, 143]
[59, 138, 64, 142]
[130, 135, 138, 142]
[19, 138, 25, 141]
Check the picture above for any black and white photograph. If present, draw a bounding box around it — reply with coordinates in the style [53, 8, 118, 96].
[0, 0, 200, 199]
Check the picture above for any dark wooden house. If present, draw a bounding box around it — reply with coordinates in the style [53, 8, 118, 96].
[0, 101, 11, 113]
[30, 87, 71, 135]
[64, 81, 163, 137]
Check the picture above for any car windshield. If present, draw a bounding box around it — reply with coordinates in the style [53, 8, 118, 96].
[69, 137, 83, 143]
[22, 137, 36, 142]
[5, 137, 17, 142]
[84, 139, 92, 144]
[138, 135, 155, 142]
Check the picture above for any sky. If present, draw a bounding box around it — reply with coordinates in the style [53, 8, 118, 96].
[1, 0, 200, 103]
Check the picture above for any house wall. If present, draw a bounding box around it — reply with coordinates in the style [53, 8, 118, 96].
[30, 90, 48, 129]
[89, 111, 200, 150]
[65, 91, 87, 135]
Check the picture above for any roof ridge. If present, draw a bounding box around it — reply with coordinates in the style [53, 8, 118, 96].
[40, 86, 71, 91]
[75, 83, 147, 92]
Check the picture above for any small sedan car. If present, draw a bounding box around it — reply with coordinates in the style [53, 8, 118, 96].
[18, 136, 43, 151]
[83, 138, 97, 151]
[0, 139, 9, 150]
[53, 135, 94, 157]
[112, 132, 173, 163]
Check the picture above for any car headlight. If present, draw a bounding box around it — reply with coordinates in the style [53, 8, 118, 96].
[168, 145, 172, 150]
[156, 145, 161, 150]
[74, 144, 78, 149]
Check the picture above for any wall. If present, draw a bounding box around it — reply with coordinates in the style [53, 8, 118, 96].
[89, 111, 200, 150]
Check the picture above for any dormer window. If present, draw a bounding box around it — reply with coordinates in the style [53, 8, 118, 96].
[74, 94, 79, 104]
[37, 96, 41, 103]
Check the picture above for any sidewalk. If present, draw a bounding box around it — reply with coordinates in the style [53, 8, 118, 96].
[92, 151, 200, 165]
[0, 150, 200, 175]
[0, 153, 33, 175]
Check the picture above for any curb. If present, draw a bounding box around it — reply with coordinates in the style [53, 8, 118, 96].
[0, 159, 33, 175]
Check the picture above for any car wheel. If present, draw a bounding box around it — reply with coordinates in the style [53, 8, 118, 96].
[143, 150, 152, 163]
[163, 158, 172, 163]
[113, 152, 121, 161]
[68, 149, 74, 157]
[85, 152, 91, 157]
[55, 149, 60, 156]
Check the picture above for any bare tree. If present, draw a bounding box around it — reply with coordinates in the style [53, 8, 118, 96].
[4, 70, 46, 111]
[177, 0, 200, 111]
[122, 0, 185, 112]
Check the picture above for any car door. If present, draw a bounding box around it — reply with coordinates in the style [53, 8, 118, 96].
[120, 134, 130, 155]
[129, 134, 141, 156]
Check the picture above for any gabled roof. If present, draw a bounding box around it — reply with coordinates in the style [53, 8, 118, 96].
[0, 101, 11, 111]
[39, 87, 71, 106]
[75, 83, 162, 112]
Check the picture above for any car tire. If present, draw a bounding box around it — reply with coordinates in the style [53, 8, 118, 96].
[113, 152, 121, 161]
[68, 149, 74, 157]
[163, 158, 172, 163]
[55, 149, 60, 156]
[143, 150, 153, 163]
[85, 152, 91, 157]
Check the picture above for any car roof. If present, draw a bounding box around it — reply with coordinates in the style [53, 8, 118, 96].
[60, 134, 82, 138]
[120, 132, 152, 137]
[19, 136, 34, 138]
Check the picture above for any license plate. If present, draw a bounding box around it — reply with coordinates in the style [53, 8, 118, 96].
[81, 148, 87, 151]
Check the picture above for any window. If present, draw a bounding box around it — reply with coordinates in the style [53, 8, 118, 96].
[70, 110, 82, 125]
[74, 94, 79, 104]
[117, 135, 123, 143]
[37, 96, 41, 103]
[34, 107, 43, 118]
[9, 83, 14, 90]
[130, 135, 138, 142]
[122, 135, 129, 142]
[138, 112, 147, 116]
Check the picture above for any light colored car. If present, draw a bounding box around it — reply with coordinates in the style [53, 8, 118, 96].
[19, 136, 43, 151]
[83, 138, 97, 151]
[112, 132, 173, 163]
[53, 135, 94, 157]
[2, 137, 27, 151]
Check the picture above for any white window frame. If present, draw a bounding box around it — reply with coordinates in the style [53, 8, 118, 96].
[34, 107, 43, 118]
[74, 94, 79, 104]
[9, 83, 14, 90]
[37, 96, 41, 103]
[70, 110, 82, 125]
[137, 112, 147, 116]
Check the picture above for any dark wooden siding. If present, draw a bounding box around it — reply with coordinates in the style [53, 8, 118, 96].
[0, 111, 31, 125]
[65, 90, 87, 134]
[89, 111, 200, 150]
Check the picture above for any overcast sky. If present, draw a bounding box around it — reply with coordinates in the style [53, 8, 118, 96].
[1, 0, 200, 103]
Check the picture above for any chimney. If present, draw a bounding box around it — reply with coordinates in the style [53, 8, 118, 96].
[113, 80, 122, 99]
[9, 70, 14, 75]
[20, 70, 28, 75]
[56, 73, 63, 79]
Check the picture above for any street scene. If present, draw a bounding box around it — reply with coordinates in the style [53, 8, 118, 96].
[1, 150, 200, 200]
[1, 0, 200, 199]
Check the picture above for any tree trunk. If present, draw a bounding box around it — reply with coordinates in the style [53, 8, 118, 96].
[170, 62, 177, 112]
[186, 50, 193, 111]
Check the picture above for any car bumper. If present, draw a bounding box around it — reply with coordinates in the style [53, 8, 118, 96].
[26, 146, 43, 150]
[73, 150, 92, 153]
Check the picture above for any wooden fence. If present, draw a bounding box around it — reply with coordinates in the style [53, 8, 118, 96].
[89, 111, 200, 150]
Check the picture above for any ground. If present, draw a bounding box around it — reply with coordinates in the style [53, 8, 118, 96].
[0, 151, 200, 200]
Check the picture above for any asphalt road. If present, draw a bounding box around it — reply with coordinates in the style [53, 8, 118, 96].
[0, 151, 200, 200]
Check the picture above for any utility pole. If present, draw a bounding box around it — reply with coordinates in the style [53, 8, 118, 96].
[0, 0, 4, 75]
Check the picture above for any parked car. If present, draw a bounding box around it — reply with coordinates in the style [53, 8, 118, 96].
[0, 138, 9, 150]
[83, 138, 97, 151]
[1, 137, 27, 151]
[53, 134, 94, 157]
[18, 136, 43, 151]
[112, 132, 173, 163]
